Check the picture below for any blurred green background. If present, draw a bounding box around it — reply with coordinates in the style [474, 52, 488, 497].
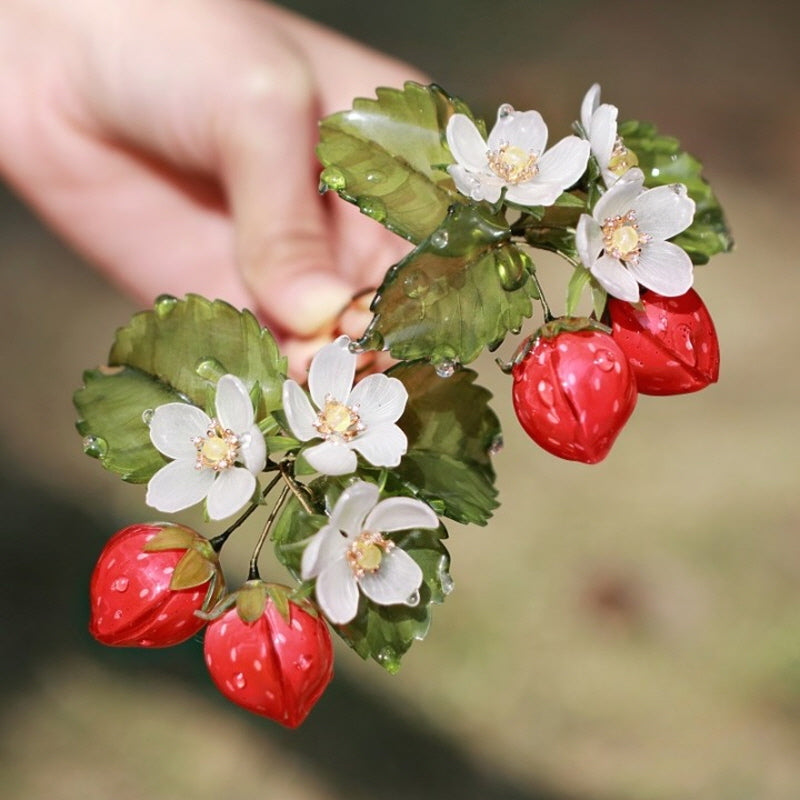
[2, 1, 799, 798]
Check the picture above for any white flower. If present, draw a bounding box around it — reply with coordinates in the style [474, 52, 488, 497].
[282, 336, 408, 476]
[580, 83, 638, 188]
[145, 374, 266, 520]
[301, 481, 437, 625]
[576, 170, 696, 302]
[446, 103, 589, 206]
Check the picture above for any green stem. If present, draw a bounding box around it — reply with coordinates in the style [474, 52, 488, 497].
[529, 268, 554, 323]
[279, 462, 314, 515]
[248, 485, 290, 581]
[209, 472, 282, 553]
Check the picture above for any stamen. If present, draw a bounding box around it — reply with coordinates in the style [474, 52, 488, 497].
[346, 531, 395, 578]
[601, 211, 650, 263]
[607, 137, 638, 177]
[313, 395, 365, 442]
[487, 143, 538, 184]
[193, 419, 240, 471]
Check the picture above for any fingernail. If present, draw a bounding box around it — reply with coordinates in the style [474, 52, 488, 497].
[279, 273, 353, 337]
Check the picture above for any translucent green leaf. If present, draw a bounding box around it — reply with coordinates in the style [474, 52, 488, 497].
[317, 82, 476, 243]
[619, 120, 733, 264]
[109, 294, 286, 416]
[271, 484, 451, 673]
[358, 203, 536, 364]
[390, 362, 500, 525]
[565, 266, 592, 316]
[74, 367, 177, 483]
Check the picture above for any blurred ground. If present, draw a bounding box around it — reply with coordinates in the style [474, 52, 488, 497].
[2, 1, 799, 799]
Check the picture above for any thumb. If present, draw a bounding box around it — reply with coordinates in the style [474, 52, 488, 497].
[219, 62, 354, 338]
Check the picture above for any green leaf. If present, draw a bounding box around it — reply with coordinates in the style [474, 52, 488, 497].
[565, 266, 592, 316]
[272, 484, 452, 673]
[110, 294, 286, 416]
[358, 203, 536, 364]
[390, 362, 500, 525]
[619, 120, 734, 264]
[74, 367, 177, 482]
[317, 82, 476, 243]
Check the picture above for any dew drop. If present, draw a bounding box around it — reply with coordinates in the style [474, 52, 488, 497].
[154, 294, 178, 318]
[82, 435, 108, 459]
[404, 590, 420, 607]
[233, 672, 247, 689]
[295, 655, 312, 672]
[111, 577, 129, 593]
[488, 434, 504, 456]
[495, 247, 528, 291]
[365, 169, 386, 184]
[593, 350, 616, 372]
[319, 166, 346, 191]
[497, 103, 515, 118]
[141, 408, 154, 426]
[537, 379, 556, 407]
[347, 339, 365, 354]
[195, 357, 226, 381]
[376, 645, 401, 674]
[431, 230, 449, 249]
[357, 196, 387, 222]
[435, 359, 458, 379]
[403, 270, 431, 299]
[439, 572, 455, 596]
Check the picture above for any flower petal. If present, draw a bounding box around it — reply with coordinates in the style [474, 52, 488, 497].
[594, 169, 645, 222]
[590, 253, 641, 302]
[448, 165, 503, 203]
[282, 380, 319, 441]
[303, 440, 358, 476]
[358, 548, 423, 607]
[215, 374, 254, 433]
[301, 524, 348, 579]
[240, 424, 267, 473]
[576, 214, 604, 266]
[489, 108, 548, 156]
[629, 241, 694, 297]
[149, 403, 210, 460]
[146, 458, 214, 513]
[315, 557, 360, 625]
[581, 83, 601, 133]
[365, 496, 439, 533]
[631, 183, 696, 240]
[446, 113, 489, 172]
[330, 481, 380, 537]
[348, 373, 408, 427]
[205, 467, 256, 520]
[589, 104, 617, 169]
[350, 423, 407, 468]
[535, 136, 590, 190]
[308, 335, 356, 408]
[505, 180, 565, 208]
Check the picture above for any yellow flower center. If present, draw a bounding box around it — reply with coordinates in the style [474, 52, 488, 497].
[314, 397, 364, 442]
[487, 144, 538, 184]
[601, 211, 649, 262]
[193, 421, 239, 471]
[607, 137, 638, 177]
[347, 531, 394, 578]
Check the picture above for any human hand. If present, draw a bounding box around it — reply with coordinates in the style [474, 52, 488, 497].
[0, 0, 426, 373]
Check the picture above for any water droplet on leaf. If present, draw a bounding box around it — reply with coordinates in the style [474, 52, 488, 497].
[495, 247, 529, 291]
[154, 295, 178, 318]
[431, 230, 449, 249]
[357, 196, 387, 222]
[82, 435, 108, 459]
[403, 270, 431, 299]
[320, 166, 346, 191]
[195, 357, 226, 381]
[404, 590, 420, 607]
[435, 359, 458, 379]
[488, 434, 504, 455]
[141, 408, 154, 425]
[439, 572, 455, 596]
[376, 645, 400, 674]
[365, 170, 385, 184]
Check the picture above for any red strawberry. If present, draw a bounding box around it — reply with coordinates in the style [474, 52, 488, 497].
[512, 323, 637, 464]
[89, 522, 224, 647]
[204, 583, 333, 727]
[608, 289, 720, 395]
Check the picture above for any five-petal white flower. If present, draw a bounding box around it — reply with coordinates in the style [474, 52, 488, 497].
[580, 83, 638, 188]
[282, 336, 408, 476]
[576, 169, 696, 302]
[146, 374, 266, 520]
[446, 103, 589, 206]
[301, 481, 438, 625]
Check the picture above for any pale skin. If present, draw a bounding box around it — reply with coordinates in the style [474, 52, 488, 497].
[0, 0, 425, 374]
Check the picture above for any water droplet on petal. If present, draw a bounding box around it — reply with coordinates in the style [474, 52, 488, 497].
[233, 672, 247, 689]
[141, 408, 155, 426]
[320, 166, 346, 191]
[403, 270, 431, 299]
[498, 103, 515, 118]
[594, 351, 616, 372]
[404, 590, 420, 607]
[357, 196, 387, 222]
[111, 577, 129, 592]
[431, 230, 449, 249]
[82, 435, 108, 459]
[154, 295, 178, 318]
